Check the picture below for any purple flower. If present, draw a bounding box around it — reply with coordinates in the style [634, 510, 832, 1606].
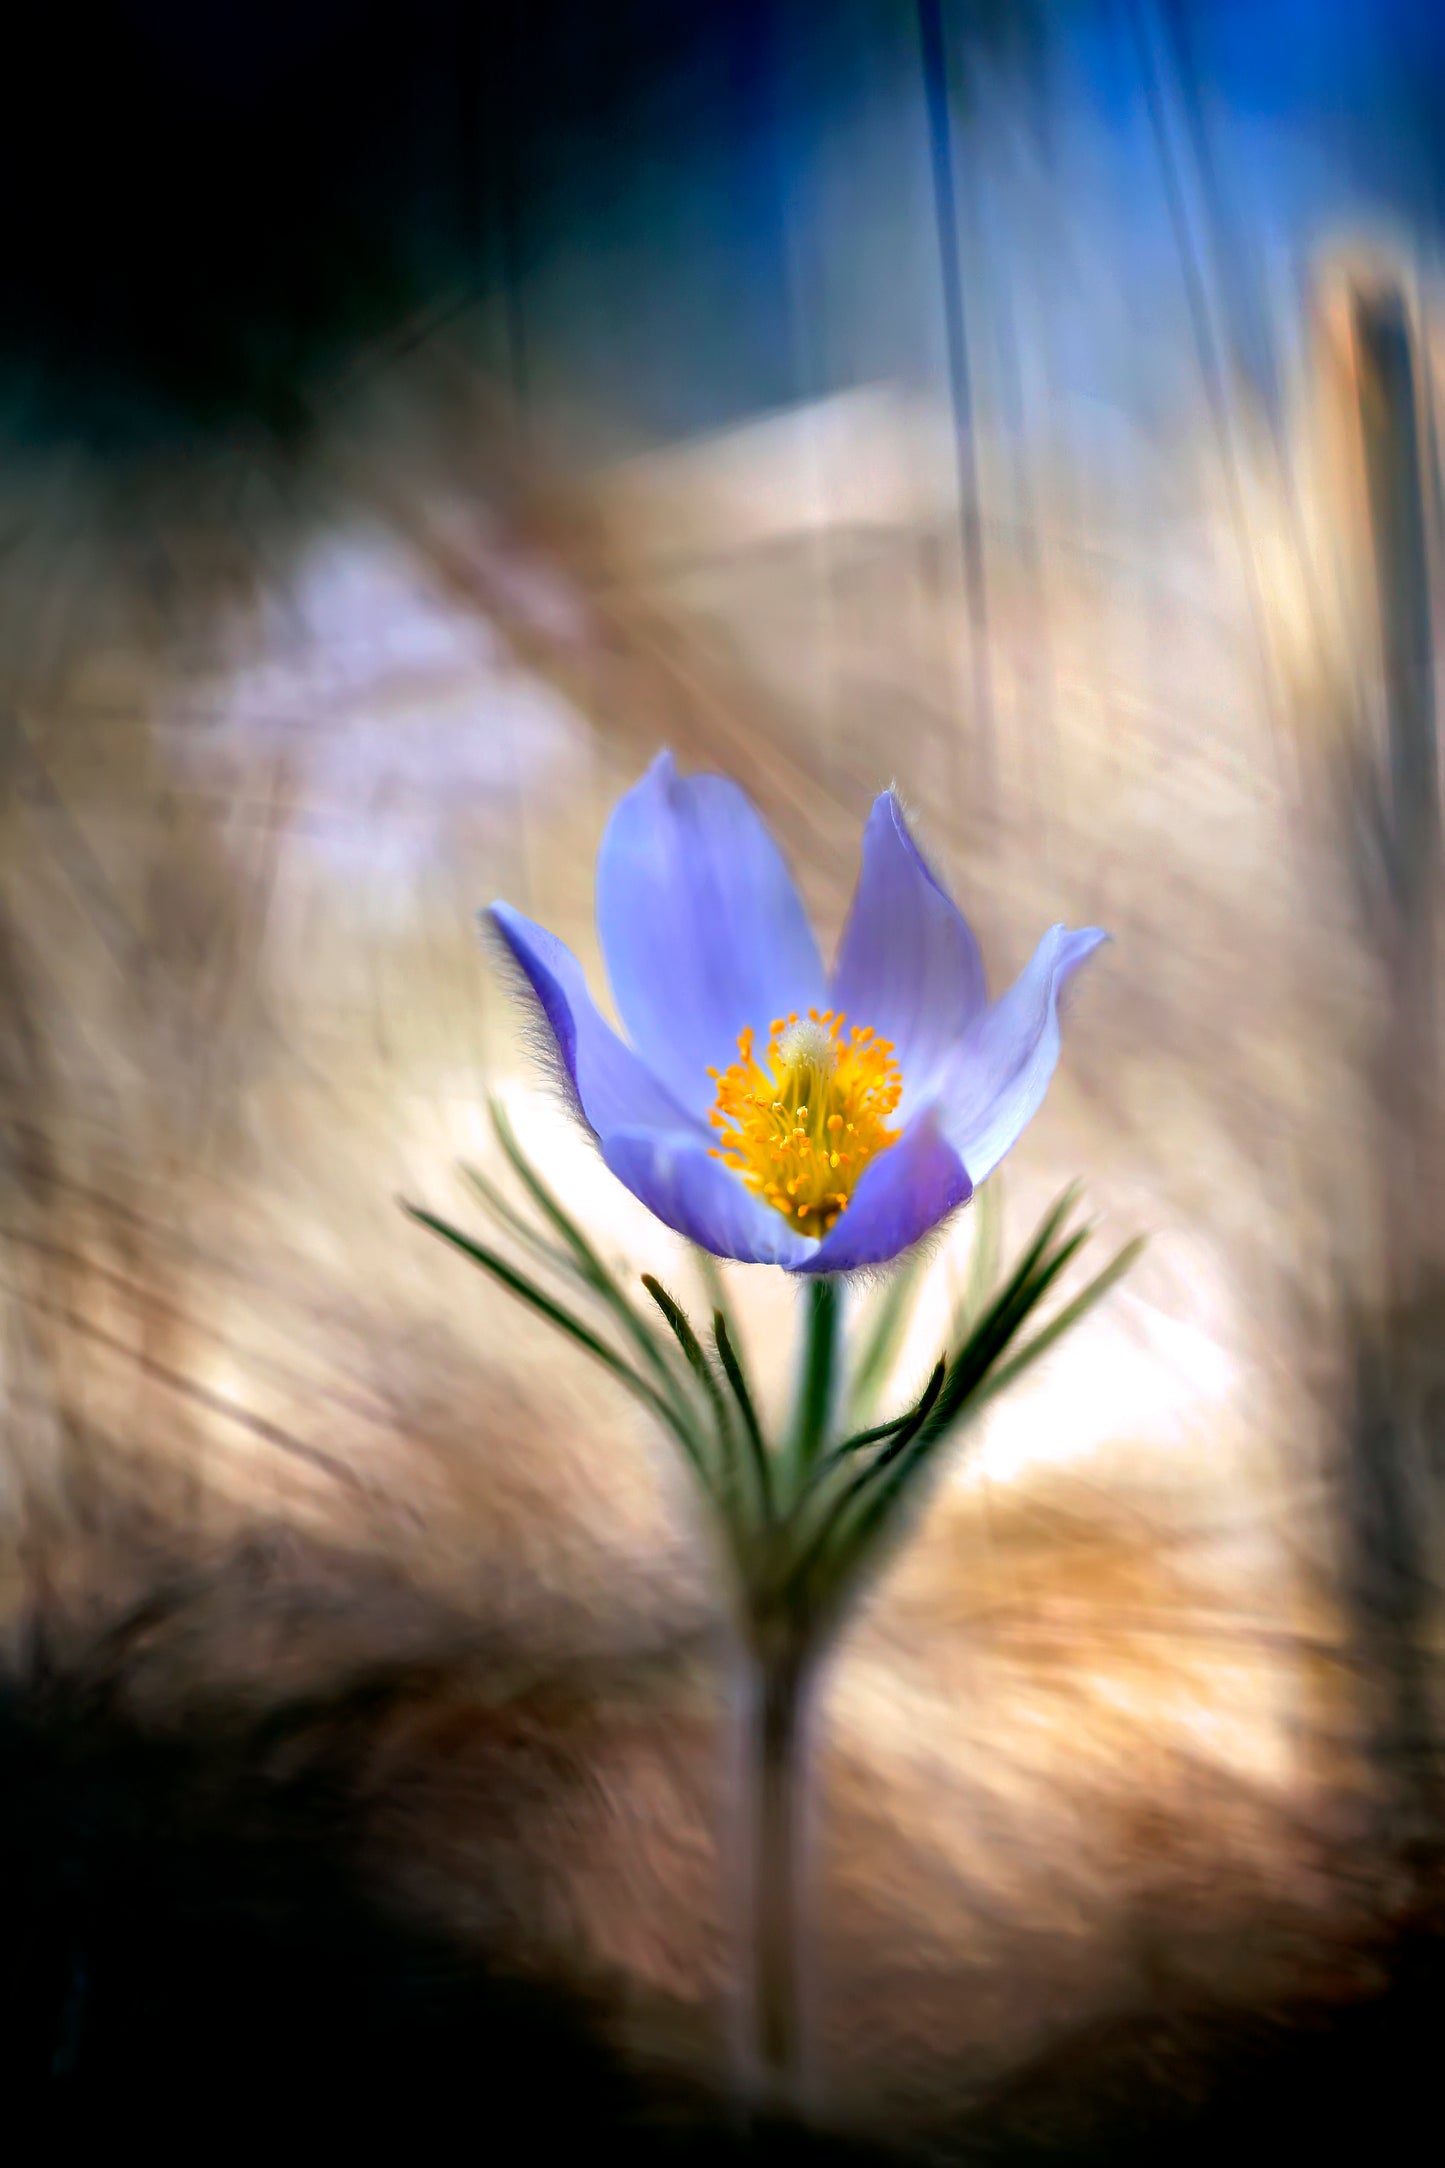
[486, 753, 1105, 1273]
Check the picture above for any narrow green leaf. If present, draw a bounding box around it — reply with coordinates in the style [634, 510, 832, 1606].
[860, 1359, 948, 1474]
[488, 1098, 685, 1402]
[789, 1359, 947, 1596]
[797, 1202, 1092, 1600]
[1007, 1183, 1083, 1292]
[970, 1237, 1146, 1409]
[804, 1268, 1035, 1610]
[693, 1247, 752, 1455]
[489, 1096, 614, 1279]
[404, 1202, 712, 1487]
[918, 1237, 1089, 1452]
[821, 1357, 949, 1468]
[641, 1274, 716, 1387]
[713, 1309, 773, 1522]
[823, 1215, 1137, 1609]
[460, 1161, 578, 1278]
[641, 1275, 737, 1478]
[408, 1201, 620, 1366]
[924, 1195, 1089, 1440]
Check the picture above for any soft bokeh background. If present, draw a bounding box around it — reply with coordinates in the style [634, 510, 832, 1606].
[2, 0, 1443, 2147]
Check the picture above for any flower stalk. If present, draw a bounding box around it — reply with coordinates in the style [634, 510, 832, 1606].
[406, 743, 1125, 2120]
[745, 1643, 810, 2116]
[405, 1101, 1140, 2121]
[791, 1277, 840, 1478]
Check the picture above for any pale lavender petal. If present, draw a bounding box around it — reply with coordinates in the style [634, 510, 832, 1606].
[487, 903, 701, 1141]
[601, 1130, 814, 1266]
[596, 751, 826, 1118]
[830, 791, 986, 1105]
[940, 924, 1107, 1183]
[797, 1109, 972, 1275]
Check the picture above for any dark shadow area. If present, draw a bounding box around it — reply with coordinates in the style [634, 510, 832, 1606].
[0, 0, 822, 443]
[2, 1619, 623, 2123]
[0, 1566, 904, 2155]
[2, 1555, 1442, 2154]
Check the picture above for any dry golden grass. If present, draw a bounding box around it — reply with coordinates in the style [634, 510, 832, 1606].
[2, 259, 1443, 2124]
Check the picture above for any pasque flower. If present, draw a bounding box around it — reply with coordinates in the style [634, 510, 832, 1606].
[487, 753, 1105, 1272]
[413, 753, 1132, 2130]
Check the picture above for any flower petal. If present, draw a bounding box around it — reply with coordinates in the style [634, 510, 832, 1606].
[601, 1130, 814, 1266]
[940, 924, 1107, 1183]
[796, 1109, 972, 1275]
[829, 792, 987, 1106]
[595, 751, 826, 1117]
[487, 903, 700, 1140]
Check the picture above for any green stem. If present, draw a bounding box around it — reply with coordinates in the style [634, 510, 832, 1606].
[747, 1648, 809, 2116]
[790, 1277, 839, 1485]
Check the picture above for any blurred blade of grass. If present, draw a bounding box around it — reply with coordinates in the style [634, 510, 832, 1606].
[846, 1249, 928, 1429]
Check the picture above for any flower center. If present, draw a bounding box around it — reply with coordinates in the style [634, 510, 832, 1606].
[707, 1008, 903, 1238]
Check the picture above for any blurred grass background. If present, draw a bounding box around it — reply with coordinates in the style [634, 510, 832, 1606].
[2, 0, 1444, 2148]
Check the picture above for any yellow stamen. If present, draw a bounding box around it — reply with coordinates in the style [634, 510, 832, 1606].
[710, 1010, 902, 1239]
